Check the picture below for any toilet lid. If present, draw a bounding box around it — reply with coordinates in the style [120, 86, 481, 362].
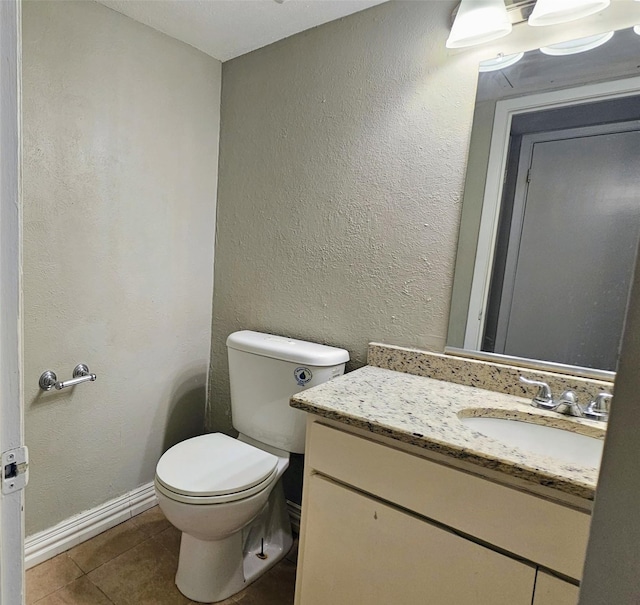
[155, 433, 278, 498]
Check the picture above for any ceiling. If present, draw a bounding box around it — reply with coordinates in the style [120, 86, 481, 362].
[96, 0, 387, 62]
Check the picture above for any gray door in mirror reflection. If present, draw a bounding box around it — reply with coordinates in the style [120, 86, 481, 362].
[486, 123, 640, 372]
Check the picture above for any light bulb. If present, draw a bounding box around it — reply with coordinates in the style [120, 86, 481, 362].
[529, 0, 610, 27]
[447, 0, 512, 49]
[539, 31, 614, 55]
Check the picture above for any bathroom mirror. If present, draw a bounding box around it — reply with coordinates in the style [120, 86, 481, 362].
[447, 26, 640, 378]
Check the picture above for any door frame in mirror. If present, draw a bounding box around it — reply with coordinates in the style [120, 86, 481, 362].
[457, 75, 640, 376]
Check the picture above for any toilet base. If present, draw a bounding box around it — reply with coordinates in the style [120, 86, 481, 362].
[174, 481, 293, 603]
[177, 531, 244, 603]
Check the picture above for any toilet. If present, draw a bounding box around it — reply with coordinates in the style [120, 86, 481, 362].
[154, 330, 349, 603]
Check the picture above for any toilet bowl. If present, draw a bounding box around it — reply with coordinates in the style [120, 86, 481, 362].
[155, 433, 291, 603]
[154, 330, 349, 603]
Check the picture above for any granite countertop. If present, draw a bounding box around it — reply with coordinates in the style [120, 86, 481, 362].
[290, 365, 606, 500]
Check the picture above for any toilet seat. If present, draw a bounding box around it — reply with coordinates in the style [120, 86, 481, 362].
[155, 467, 278, 505]
[155, 433, 279, 505]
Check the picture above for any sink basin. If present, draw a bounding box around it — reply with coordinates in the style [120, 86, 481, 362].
[459, 415, 604, 468]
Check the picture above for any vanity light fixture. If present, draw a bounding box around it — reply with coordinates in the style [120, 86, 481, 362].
[539, 31, 614, 55]
[528, 0, 610, 27]
[446, 0, 512, 49]
[478, 51, 525, 71]
[447, 0, 618, 49]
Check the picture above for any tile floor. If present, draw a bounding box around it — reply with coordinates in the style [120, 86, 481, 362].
[26, 507, 297, 605]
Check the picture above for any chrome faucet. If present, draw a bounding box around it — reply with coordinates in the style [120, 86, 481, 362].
[519, 376, 611, 423]
[553, 390, 583, 418]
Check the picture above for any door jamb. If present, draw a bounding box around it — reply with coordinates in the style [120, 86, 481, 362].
[0, 1, 25, 603]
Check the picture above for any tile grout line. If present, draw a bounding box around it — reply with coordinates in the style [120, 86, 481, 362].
[29, 573, 83, 605]
[79, 531, 153, 576]
[31, 536, 295, 605]
[89, 578, 117, 605]
[68, 509, 166, 576]
[28, 555, 86, 605]
[31, 564, 117, 605]
[79, 533, 167, 603]
[77, 520, 175, 577]
[149, 528, 180, 560]
[28, 509, 173, 605]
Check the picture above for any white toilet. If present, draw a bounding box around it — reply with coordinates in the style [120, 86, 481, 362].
[154, 330, 349, 603]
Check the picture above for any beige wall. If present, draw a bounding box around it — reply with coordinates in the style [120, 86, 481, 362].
[210, 0, 474, 433]
[23, 0, 221, 535]
[209, 1, 640, 434]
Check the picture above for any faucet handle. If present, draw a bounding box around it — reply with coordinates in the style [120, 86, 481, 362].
[584, 392, 612, 422]
[519, 376, 554, 409]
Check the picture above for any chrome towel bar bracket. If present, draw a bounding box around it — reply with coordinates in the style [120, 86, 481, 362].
[39, 364, 97, 391]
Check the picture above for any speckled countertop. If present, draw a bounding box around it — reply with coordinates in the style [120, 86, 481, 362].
[291, 366, 606, 501]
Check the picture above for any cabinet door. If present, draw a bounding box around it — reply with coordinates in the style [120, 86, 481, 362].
[296, 474, 536, 605]
[533, 571, 579, 605]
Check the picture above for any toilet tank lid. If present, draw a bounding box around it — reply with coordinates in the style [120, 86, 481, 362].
[226, 330, 349, 366]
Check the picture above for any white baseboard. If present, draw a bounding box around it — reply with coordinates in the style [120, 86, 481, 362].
[25, 482, 157, 569]
[26, 484, 301, 569]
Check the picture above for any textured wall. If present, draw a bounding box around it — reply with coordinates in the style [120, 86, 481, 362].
[23, 0, 221, 535]
[209, 1, 478, 433]
[209, 1, 640, 435]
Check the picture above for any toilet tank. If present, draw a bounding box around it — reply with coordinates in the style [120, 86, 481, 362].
[226, 331, 349, 454]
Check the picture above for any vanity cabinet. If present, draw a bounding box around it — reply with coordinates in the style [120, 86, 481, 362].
[533, 572, 580, 605]
[295, 418, 588, 605]
[298, 473, 536, 604]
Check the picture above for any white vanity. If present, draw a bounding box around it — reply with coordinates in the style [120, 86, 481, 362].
[291, 361, 607, 605]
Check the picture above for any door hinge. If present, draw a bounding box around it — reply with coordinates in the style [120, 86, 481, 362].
[526, 169, 532, 183]
[2, 446, 28, 495]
